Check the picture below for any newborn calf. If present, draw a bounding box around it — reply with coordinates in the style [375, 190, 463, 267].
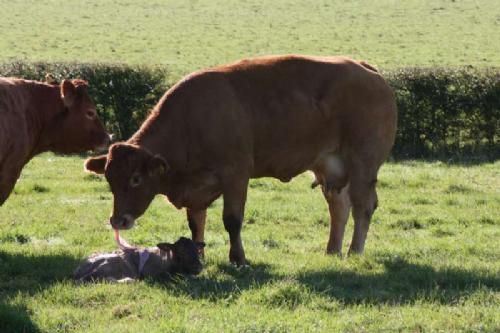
[74, 237, 203, 282]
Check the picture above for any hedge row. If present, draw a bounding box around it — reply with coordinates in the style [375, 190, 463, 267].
[1, 62, 498, 160]
[0, 62, 168, 140]
[385, 67, 499, 160]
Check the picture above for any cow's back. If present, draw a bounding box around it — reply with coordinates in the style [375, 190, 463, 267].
[223, 56, 375, 177]
[151, 55, 396, 180]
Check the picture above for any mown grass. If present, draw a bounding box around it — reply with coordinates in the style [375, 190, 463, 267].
[0, 0, 499, 78]
[1, 154, 499, 332]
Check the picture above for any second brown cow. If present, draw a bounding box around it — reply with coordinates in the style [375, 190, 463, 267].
[1, 77, 110, 205]
[85, 55, 397, 265]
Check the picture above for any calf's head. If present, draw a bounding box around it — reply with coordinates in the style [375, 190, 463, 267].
[51, 79, 110, 153]
[85, 143, 168, 230]
[157, 237, 203, 275]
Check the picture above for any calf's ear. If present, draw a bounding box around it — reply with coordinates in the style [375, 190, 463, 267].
[148, 155, 169, 177]
[61, 80, 77, 108]
[157, 243, 176, 259]
[157, 243, 174, 252]
[84, 155, 107, 174]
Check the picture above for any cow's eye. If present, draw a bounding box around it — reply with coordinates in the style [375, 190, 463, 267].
[129, 174, 142, 188]
[86, 110, 96, 120]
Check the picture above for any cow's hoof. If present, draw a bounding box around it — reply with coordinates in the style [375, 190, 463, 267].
[347, 248, 364, 257]
[229, 254, 248, 267]
[230, 259, 248, 267]
[229, 248, 247, 266]
[230, 258, 251, 268]
[326, 248, 343, 258]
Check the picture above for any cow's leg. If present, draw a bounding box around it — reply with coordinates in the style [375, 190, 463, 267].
[222, 176, 249, 266]
[323, 184, 351, 256]
[348, 165, 379, 255]
[187, 208, 207, 256]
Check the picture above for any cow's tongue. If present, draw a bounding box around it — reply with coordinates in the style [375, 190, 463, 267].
[114, 229, 135, 250]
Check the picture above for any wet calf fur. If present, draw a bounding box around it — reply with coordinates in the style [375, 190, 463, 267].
[74, 237, 203, 282]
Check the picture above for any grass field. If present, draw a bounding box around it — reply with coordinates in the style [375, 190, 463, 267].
[1, 0, 500, 332]
[0, 154, 499, 332]
[0, 0, 499, 78]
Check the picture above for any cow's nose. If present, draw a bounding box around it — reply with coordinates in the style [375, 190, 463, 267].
[110, 214, 135, 230]
[95, 133, 112, 153]
[102, 133, 114, 147]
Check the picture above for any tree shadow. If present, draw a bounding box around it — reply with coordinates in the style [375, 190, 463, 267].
[146, 262, 277, 301]
[0, 250, 81, 333]
[297, 256, 500, 305]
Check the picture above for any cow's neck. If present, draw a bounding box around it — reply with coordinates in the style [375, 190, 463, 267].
[26, 83, 65, 158]
[128, 109, 167, 151]
[128, 107, 189, 172]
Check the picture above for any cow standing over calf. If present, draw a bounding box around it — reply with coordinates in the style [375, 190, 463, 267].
[0, 77, 110, 205]
[85, 55, 397, 265]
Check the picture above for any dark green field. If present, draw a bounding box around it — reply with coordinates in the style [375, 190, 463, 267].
[1, 1, 499, 332]
[1, 0, 499, 78]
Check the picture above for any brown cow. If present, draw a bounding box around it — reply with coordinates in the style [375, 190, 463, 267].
[0, 77, 110, 205]
[85, 55, 397, 265]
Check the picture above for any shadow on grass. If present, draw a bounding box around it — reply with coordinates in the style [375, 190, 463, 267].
[148, 256, 499, 305]
[2, 249, 498, 327]
[0, 250, 80, 333]
[297, 256, 500, 305]
[147, 262, 277, 301]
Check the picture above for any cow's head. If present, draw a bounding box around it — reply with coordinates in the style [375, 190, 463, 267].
[85, 143, 168, 230]
[50, 79, 110, 153]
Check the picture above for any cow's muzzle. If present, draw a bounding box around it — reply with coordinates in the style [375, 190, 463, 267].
[94, 133, 113, 153]
[110, 214, 135, 230]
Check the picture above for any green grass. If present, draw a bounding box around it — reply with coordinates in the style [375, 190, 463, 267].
[1, 0, 499, 78]
[1, 1, 500, 331]
[1, 154, 499, 332]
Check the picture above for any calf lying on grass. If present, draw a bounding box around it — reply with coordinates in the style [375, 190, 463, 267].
[74, 237, 203, 283]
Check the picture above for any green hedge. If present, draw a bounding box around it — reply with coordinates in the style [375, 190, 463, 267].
[1, 62, 498, 160]
[0, 62, 168, 140]
[386, 67, 499, 160]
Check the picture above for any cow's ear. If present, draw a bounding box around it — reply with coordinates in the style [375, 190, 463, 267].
[84, 155, 107, 174]
[61, 80, 76, 108]
[45, 73, 58, 85]
[148, 155, 169, 177]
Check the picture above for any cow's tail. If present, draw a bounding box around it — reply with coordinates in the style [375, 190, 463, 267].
[360, 61, 379, 73]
